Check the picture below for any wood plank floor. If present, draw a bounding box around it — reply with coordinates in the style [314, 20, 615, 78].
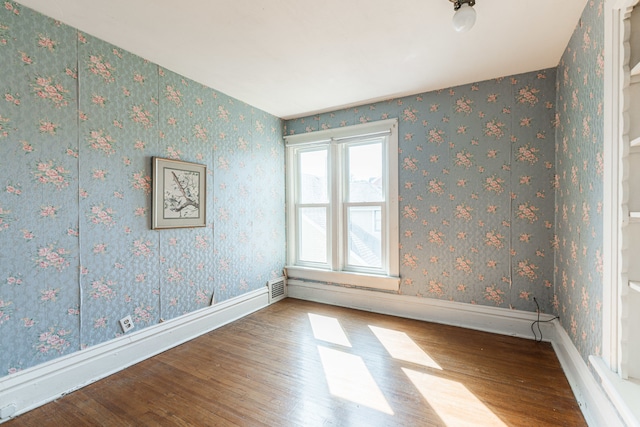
[6, 299, 586, 426]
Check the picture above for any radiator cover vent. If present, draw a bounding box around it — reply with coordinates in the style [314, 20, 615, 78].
[267, 276, 287, 304]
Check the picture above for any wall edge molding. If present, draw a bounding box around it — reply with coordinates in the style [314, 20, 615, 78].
[287, 280, 623, 426]
[0, 287, 269, 422]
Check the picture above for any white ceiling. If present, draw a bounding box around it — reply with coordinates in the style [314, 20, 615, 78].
[16, 0, 589, 119]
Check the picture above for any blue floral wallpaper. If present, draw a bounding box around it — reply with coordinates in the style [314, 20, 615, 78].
[285, 0, 606, 367]
[0, 0, 605, 381]
[555, 0, 604, 361]
[285, 70, 558, 314]
[0, 2, 285, 376]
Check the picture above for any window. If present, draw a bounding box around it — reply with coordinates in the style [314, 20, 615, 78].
[285, 119, 399, 291]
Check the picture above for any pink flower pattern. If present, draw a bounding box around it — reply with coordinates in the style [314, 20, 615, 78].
[131, 171, 151, 194]
[35, 245, 70, 271]
[90, 278, 116, 300]
[0, 205, 12, 231]
[32, 161, 70, 190]
[36, 327, 70, 354]
[37, 34, 56, 51]
[87, 54, 115, 83]
[87, 129, 116, 155]
[130, 104, 153, 129]
[553, 0, 604, 360]
[0, 299, 12, 324]
[31, 76, 69, 108]
[287, 67, 560, 317]
[0, 0, 602, 379]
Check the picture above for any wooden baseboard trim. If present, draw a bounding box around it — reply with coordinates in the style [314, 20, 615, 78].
[287, 279, 624, 427]
[0, 288, 269, 422]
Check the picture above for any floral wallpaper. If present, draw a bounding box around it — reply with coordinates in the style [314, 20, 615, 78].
[0, 2, 285, 377]
[285, 0, 606, 367]
[0, 0, 605, 382]
[555, 0, 604, 361]
[285, 69, 558, 314]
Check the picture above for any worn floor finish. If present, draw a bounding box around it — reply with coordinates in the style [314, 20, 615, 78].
[5, 299, 586, 426]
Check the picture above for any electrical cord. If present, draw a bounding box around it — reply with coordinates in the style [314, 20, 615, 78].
[531, 297, 560, 342]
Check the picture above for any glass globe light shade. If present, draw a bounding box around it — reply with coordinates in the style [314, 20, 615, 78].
[452, 3, 476, 33]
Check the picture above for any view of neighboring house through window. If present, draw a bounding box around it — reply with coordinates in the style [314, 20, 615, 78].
[285, 119, 399, 290]
[298, 147, 329, 264]
[345, 140, 384, 270]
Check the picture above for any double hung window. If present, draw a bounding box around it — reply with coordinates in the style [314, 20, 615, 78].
[285, 119, 399, 291]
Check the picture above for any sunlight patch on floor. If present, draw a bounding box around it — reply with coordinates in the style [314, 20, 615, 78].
[403, 368, 507, 426]
[318, 346, 394, 415]
[308, 313, 352, 347]
[369, 325, 442, 370]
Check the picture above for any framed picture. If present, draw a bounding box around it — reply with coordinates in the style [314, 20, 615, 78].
[152, 157, 207, 229]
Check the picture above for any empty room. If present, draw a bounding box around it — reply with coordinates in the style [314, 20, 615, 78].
[0, 0, 639, 425]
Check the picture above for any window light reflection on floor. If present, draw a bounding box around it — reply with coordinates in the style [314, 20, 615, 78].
[318, 346, 394, 415]
[369, 325, 442, 370]
[403, 368, 507, 427]
[308, 313, 352, 347]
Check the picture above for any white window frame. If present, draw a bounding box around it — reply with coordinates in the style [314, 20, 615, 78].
[285, 119, 400, 291]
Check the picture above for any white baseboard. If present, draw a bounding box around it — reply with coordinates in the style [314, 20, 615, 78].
[287, 279, 624, 427]
[287, 280, 556, 340]
[1, 281, 627, 426]
[0, 287, 269, 423]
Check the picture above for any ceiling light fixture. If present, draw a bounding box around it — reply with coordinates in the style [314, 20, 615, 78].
[450, 0, 476, 33]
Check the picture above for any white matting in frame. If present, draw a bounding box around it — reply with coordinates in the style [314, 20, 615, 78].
[152, 157, 206, 229]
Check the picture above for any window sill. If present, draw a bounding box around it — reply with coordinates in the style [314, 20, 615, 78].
[284, 266, 400, 292]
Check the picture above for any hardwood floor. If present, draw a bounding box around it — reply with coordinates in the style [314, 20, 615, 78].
[6, 299, 586, 426]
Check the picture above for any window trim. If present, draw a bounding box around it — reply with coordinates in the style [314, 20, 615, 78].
[285, 119, 399, 291]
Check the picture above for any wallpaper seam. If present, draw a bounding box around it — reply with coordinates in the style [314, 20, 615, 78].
[508, 83, 514, 308]
[553, 74, 560, 317]
[75, 30, 83, 350]
[156, 64, 162, 322]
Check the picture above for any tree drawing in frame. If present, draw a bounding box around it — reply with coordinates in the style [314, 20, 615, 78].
[164, 168, 200, 218]
[152, 157, 206, 229]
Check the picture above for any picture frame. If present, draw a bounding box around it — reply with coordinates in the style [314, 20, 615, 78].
[152, 157, 207, 229]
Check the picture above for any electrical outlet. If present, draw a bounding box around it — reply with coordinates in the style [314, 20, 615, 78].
[119, 315, 134, 333]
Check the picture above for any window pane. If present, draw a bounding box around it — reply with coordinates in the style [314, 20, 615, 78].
[347, 142, 383, 202]
[299, 149, 328, 203]
[299, 207, 327, 264]
[347, 206, 382, 268]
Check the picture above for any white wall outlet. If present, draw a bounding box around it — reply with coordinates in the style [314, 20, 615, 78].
[119, 315, 134, 333]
